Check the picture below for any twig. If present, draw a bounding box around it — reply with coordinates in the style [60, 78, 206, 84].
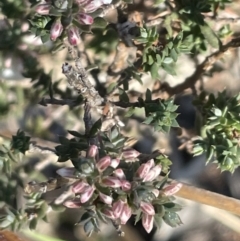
[206, 16, 240, 24]
[161, 37, 240, 96]
[27, 142, 56, 155]
[175, 180, 240, 217]
[111, 98, 161, 108]
[39, 97, 80, 107]
[62, 59, 103, 107]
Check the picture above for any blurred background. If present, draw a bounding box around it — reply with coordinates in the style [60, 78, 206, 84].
[2, 0, 240, 241]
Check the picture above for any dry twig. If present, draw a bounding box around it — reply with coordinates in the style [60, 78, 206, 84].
[161, 37, 240, 96]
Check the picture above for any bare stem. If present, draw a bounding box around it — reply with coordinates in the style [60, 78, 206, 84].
[175, 180, 240, 217]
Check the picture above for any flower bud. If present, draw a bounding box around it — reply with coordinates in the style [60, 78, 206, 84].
[96, 156, 111, 172]
[112, 199, 125, 218]
[110, 158, 120, 168]
[142, 213, 154, 233]
[77, 13, 94, 25]
[50, 19, 63, 41]
[87, 145, 98, 158]
[102, 208, 115, 219]
[121, 180, 131, 191]
[63, 200, 82, 208]
[35, 3, 51, 15]
[82, 0, 102, 13]
[67, 26, 80, 46]
[162, 183, 182, 196]
[113, 168, 126, 180]
[99, 192, 113, 205]
[72, 181, 88, 194]
[136, 163, 151, 179]
[140, 201, 155, 215]
[102, 176, 122, 188]
[143, 165, 161, 182]
[120, 203, 132, 224]
[122, 149, 140, 159]
[80, 185, 95, 203]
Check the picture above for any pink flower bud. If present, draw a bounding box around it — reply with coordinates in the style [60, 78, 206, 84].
[96, 156, 111, 172]
[82, 0, 102, 13]
[102, 208, 115, 219]
[143, 165, 161, 182]
[87, 145, 98, 158]
[136, 163, 151, 179]
[146, 159, 155, 168]
[77, 13, 94, 25]
[99, 192, 113, 205]
[122, 149, 140, 159]
[142, 213, 154, 233]
[102, 176, 122, 188]
[140, 201, 155, 215]
[120, 203, 132, 224]
[110, 158, 120, 168]
[67, 26, 80, 46]
[162, 183, 182, 196]
[80, 185, 95, 203]
[113, 168, 126, 180]
[72, 181, 89, 194]
[35, 3, 51, 15]
[63, 200, 82, 208]
[112, 199, 125, 218]
[50, 19, 63, 41]
[121, 180, 131, 191]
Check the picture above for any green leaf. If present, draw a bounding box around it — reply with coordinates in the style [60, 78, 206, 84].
[29, 218, 38, 230]
[163, 203, 182, 212]
[150, 62, 159, 79]
[163, 211, 183, 227]
[143, 116, 154, 125]
[147, 55, 154, 65]
[162, 63, 176, 75]
[125, 106, 136, 117]
[89, 118, 102, 137]
[170, 48, 178, 62]
[58, 136, 69, 145]
[200, 23, 220, 49]
[163, 57, 173, 64]
[145, 89, 152, 102]
[40, 33, 50, 43]
[78, 212, 92, 225]
[119, 91, 129, 102]
[84, 220, 95, 236]
[107, 82, 117, 94]
[92, 17, 108, 29]
[0, 219, 12, 228]
[68, 130, 85, 138]
[154, 215, 163, 229]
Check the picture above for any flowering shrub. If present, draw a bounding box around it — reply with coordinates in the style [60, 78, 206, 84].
[55, 144, 182, 235]
[33, 0, 113, 45]
[1, 0, 240, 240]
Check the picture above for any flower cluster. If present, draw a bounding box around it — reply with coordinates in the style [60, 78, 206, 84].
[56, 145, 182, 234]
[35, 0, 112, 45]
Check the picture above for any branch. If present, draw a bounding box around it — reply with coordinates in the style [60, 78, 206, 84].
[161, 37, 240, 96]
[175, 180, 240, 217]
[39, 97, 81, 107]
